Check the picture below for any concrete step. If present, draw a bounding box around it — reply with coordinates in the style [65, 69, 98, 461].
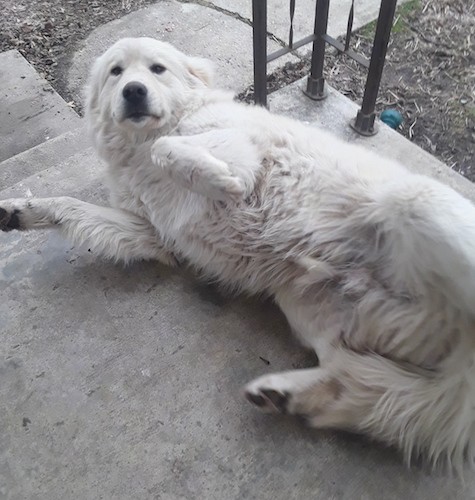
[269, 79, 475, 203]
[0, 125, 89, 192]
[0, 50, 81, 163]
[67, 0, 296, 106]
[1, 42, 474, 498]
[208, 0, 388, 53]
[0, 137, 105, 202]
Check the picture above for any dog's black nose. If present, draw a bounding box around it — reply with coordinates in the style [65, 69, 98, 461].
[122, 82, 148, 105]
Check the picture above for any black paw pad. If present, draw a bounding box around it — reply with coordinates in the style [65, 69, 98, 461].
[8, 209, 21, 230]
[0, 208, 21, 231]
[245, 392, 267, 407]
[261, 389, 289, 413]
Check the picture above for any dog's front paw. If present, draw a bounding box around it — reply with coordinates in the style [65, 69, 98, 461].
[150, 137, 171, 169]
[151, 138, 246, 203]
[0, 199, 54, 231]
[0, 200, 32, 231]
[0, 207, 22, 232]
[206, 173, 246, 203]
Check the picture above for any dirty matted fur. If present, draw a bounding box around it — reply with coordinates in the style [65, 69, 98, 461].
[1, 37, 475, 471]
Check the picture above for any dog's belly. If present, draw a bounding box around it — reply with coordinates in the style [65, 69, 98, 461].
[111, 147, 366, 294]
[112, 166, 298, 293]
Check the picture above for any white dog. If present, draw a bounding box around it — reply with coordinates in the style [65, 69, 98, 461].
[1, 37, 475, 471]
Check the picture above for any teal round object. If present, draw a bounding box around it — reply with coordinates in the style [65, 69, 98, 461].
[380, 109, 403, 129]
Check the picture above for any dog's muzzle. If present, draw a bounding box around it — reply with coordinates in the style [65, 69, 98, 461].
[122, 81, 150, 121]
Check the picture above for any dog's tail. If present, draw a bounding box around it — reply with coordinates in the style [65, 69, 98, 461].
[329, 347, 475, 473]
[364, 175, 475, 315]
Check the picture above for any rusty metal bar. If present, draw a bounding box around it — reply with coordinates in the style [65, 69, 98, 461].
[251, 0, 397, 135]
[267, 34, 315, 62]
[289, 0, 296, 48]
[269, 32, 369, 68]
[252, 0, 268, 106]
[344, 0, 355, 51]
[303, 0, 330, 101]
[321, 34, 369, 68]
[351, 0, 398, 135]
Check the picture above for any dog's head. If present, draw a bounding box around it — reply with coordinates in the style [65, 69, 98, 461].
[86, 37, 214, 134]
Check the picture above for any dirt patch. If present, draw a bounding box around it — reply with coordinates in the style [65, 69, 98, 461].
[0, 0, 159, 100]
[330, 0, 474, 180]
[1, 0, 473, 180]
[240, 0, 475, 181]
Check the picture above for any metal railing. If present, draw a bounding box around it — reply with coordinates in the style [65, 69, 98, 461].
[252, 0, 398, 135]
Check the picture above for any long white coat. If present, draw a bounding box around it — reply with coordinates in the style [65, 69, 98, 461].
[1, 37, 475, 471]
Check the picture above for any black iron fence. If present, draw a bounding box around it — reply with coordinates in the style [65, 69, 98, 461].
[252, 0, 398, 135]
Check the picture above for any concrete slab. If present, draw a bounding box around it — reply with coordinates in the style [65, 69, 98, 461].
[67, 0, 296, 106]
[0, 149, 105, 204]
[209, 0, 392, 51]
[0, 125, 89, 192]
[1, 189, 474, 499]
[3, 49, 475, 500]
[0, 50, 81, 163]
[269, 79, 475, 203]
[2, 108, 475, 500]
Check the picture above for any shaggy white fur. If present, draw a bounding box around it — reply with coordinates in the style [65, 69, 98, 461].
[1, 37, 475, 472]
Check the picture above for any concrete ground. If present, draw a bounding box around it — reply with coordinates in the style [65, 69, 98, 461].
[0, 51, 80, 163]
[67, 0, 388, 105]
[1, 1, 475, 499]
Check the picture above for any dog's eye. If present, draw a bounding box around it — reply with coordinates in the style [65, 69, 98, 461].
[150, 64, 166, 75]
[110, 66, 123, 76]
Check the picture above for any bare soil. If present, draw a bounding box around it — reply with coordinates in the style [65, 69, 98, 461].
[330, 0, 474, 180]
[1, 0, 474, 180]
[241, 0, 475, 181]
[1, 0, 158, 95]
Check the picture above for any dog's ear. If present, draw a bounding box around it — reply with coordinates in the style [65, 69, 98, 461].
[84, 54, 110, 146]
[85, 55, 107, 117]
[186, 56, 214, 88]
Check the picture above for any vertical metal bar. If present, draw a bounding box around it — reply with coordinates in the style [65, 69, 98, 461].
[252, 0, 268, 106]
[289, 0, 296, 49]
[344, 0, 355, 52]
[351, 0, 397, 135]
[303, 0, 330, 100]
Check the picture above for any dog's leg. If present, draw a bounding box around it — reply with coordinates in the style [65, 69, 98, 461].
[274, 286, 343, 365]
[151, 136, 245, 202]
[244, 350, 475, 469]
[244, 367, 347, 428]
[151, 131, 259, 202]
[0, 197, 177, 266]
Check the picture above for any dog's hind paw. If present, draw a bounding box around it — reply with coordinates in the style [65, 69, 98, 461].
[245, 387, 290, 414]
[244, 375, 293, 414]
[244, 368, 341, 422]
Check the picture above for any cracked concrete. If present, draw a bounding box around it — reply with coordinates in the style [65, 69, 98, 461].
[67, 0, 297, 106]
[207, 0, 388, 48]
[68, 0, 401, 106]
[0, 50, 80, 163]
[2, 0, 475, 498]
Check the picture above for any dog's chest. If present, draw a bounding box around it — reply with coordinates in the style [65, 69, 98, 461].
[111, 162, 208, 239]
